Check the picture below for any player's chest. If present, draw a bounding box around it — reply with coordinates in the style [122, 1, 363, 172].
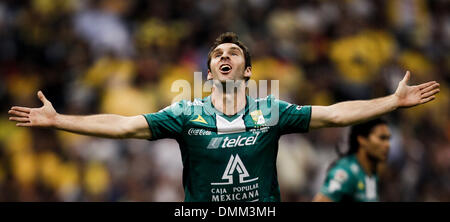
[181, 113, 275, 156]
[353, 175, 378, 202]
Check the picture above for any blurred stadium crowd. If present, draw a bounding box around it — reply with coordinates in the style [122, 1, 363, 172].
[0, 0, 449, 201]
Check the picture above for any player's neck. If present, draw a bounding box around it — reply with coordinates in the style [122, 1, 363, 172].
[356, 150, 377, 177]
[211, 82, 247, 116]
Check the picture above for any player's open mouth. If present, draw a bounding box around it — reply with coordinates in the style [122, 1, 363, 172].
[219, 64, 232, 74]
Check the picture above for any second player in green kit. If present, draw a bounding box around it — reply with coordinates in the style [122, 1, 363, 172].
[314, 119, 391, 202]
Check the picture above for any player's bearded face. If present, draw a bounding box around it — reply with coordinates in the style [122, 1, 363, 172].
[364, 125, 391, 162]
[208, 43, 251, 85]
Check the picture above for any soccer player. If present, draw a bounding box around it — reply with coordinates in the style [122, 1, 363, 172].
[312, 118, 390, 202]
[8, 32, 440, 202]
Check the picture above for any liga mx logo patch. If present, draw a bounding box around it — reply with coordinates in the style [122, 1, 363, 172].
[250, 110, 265, 126]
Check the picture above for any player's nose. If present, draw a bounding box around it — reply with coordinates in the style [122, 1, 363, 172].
[384, 144, 390, 152]
[220, 55, 230, 61]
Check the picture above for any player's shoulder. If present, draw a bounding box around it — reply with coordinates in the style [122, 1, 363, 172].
[254, 94, 281, 102]
[254, 94, 286, 106]
[178, 96, 214, 117]
[157, 97, 206, 115]
[331, 155, 360, 178]
[252, 95, 281, 112]
[168, 97, 209, 108]
[258, 94, 307, 111]
[183, 97, 207, 107]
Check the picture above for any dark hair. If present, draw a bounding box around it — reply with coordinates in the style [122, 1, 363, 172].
[207, 32, 252, 81]
[337, 118, 388, 157]
[327, 118, 387, 172]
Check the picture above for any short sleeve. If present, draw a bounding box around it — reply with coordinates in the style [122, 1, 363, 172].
[142, 100, 187, 140]
[319, 166, 356, 202]
[276, 98, 311, 135]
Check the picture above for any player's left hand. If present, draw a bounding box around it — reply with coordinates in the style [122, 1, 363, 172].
[394, 71, 440, 108]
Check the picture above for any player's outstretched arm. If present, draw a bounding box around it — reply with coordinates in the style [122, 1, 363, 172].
[8, 91, 151, 139]
[309, 71, 440, 129]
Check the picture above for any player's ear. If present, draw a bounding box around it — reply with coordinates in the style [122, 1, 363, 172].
[244, 66, 252, 79]
[207, 69, 213, 80]
[357, 135, 368, 147]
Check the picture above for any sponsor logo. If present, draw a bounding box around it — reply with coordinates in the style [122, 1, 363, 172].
[334, 169, 348, 183]
[211, 154, 258, 185]
[328, 179, 342, 193]
[190, 115, 208, 124]
[188, 128, 212, 136]
[207, 132, 260, 149]
[358, 181, 364, 190]
[207, 137, 223, 149]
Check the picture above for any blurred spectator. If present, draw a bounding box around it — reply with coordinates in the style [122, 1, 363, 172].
[74, 0, 135, 58]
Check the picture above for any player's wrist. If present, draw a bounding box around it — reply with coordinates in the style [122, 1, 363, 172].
[390, 94, 401, 109]
[51, 112, 62, 128]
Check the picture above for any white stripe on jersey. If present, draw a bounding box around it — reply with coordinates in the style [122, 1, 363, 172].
[216, 114, 246, 135]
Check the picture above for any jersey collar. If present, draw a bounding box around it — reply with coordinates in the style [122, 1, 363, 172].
[203, 95, 256, 118]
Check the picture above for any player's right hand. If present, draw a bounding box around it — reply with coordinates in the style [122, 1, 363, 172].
[8, 91, 58, 128]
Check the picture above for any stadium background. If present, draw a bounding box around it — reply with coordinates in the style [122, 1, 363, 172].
[0, 0, 448, 201]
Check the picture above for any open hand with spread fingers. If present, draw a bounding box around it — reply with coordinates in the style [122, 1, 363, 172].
[8, 91, 58, 128]
[394, 71, 440, 108]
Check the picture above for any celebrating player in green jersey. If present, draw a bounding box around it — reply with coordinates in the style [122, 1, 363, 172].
[8, 32, 440, 202]
[313, 119, 390, 202]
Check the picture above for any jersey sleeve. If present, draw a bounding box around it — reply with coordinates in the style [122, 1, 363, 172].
[319, 165, 356, 202]
[276, 98, 312, 135]
[142, 100, 187, 140]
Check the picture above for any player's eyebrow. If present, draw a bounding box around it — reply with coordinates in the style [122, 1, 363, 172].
[211, 46, 243, 56]
[229, 47, 243, 54]
[211, 48, 223, 55]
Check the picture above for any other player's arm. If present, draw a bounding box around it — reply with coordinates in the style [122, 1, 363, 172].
[8, 91, 151, 139]
[309, 71, 440, 129]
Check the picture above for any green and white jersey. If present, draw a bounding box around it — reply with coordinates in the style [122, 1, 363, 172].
[143, 95, 311, 202]
[320, 154, 379, 202]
